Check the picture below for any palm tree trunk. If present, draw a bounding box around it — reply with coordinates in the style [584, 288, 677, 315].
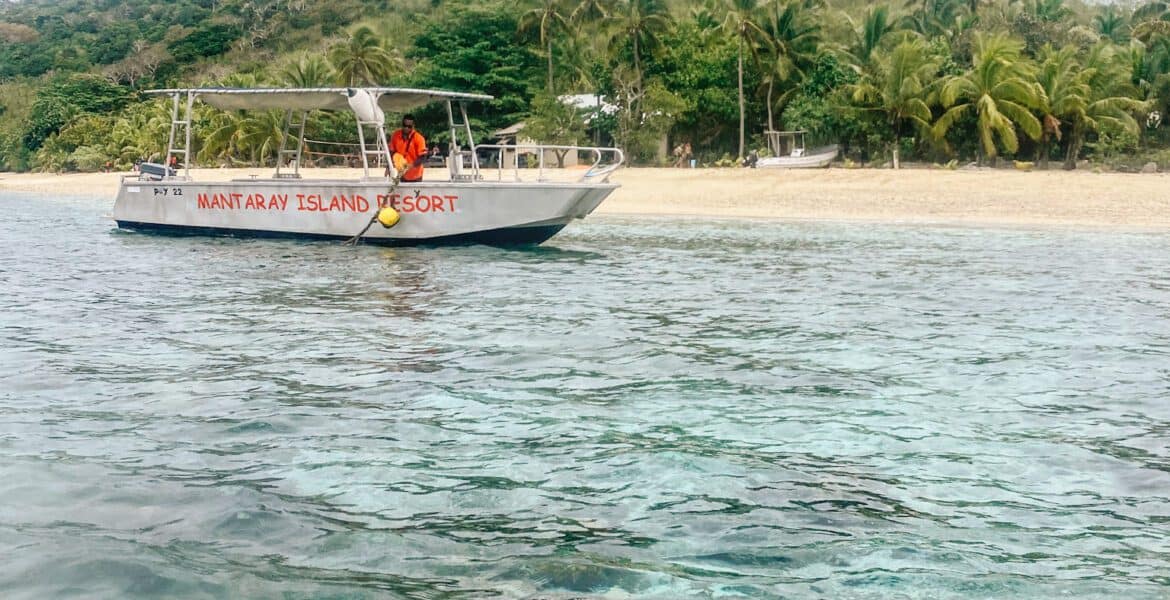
[547, 38, 554, 94]
[892, 121, 903, 168]
[1063, 137, 1081, 170]
[595, 93, 601, 146]
[633, 34, 642, 114]
[766, 79, 775, 133]
[737, 36, 745, 160]
[1063, 121, 1082, 170]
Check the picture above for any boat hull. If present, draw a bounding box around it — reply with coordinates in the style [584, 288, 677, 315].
[112, 178, 617, 246]
[756, 145, 839, 169]
[114, 219, 567, 246]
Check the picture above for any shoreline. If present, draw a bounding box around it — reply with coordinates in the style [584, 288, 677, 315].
[3, 167, 1170, 230]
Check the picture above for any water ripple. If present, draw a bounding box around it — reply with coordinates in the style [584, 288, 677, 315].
[1, 194, 1170, 598]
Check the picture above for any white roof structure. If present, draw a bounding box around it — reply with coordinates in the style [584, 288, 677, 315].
[559, 94, 618, 116]
[492, 122, 526, 138]
[492, 94, 619, 139]
[144, 87, 493, 112]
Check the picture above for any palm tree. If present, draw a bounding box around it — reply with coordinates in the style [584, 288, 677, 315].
[1125, 40, 1150, 93]
[571, 0, 612, 29]
[933, 32, 1044, 162]
[1132, 5, 1170, 58]
[566, 0, 613, 83]
[239, 109, 286, 165]
[1094, 6, 1130, 44]
[197, 107, 285, 166]
[903, 0, 973, 39]
[606, 0, 673, 111]
[1025, 0, 1071, 22]
[562, 0, 614, 144]
[1060, 44, 1146, 169]
[721, 0, 768, 159]
[519, 0, 572, 94]
[759, 0, 821, 134]
[281, 53, 335, 87]
[849, 37, 941, 168]
[561, 24, 608, 90]
[844, 5, 897, 70]
[328, 26, 402, 86]
[196, 73, 262, 165]
[110, 99, 173, 166]
[1035, 45, 1083, 168]
[690, 7, 722, 44]
[1132, 0, 1170, 26]
[199, 110, 247, 165]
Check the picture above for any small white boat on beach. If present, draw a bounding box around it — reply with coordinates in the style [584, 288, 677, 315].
[754, 130, 837, 169]
[113, 87, 623, 246]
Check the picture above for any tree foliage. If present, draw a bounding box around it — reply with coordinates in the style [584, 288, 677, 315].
[0, 0, 1168, 171]
[849, 37, 942, 167]
[167, 23, 242, 63]
[408, 3, 541, 137]
[651, 20, 740, 152]
[523, 93, 587, 166]
[783, 54, 871, 155]
[24, 74, 131, 150]
[934, 33, 1044, 160]
[327, 25, 402, 86]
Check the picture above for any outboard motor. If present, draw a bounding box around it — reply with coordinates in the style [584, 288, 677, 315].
[138, 162, 174, 180]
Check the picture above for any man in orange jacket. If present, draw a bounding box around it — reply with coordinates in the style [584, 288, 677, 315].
[389, 114, 429, 182]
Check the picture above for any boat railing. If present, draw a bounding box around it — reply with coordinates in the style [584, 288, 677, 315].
[470, 144, 624, 184]
[114, 145, 627, 185]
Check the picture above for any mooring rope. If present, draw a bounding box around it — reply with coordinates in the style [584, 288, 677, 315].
[343, 170, 404, 246]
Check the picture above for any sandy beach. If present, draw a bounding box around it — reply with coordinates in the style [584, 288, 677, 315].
[3, 166, 1170, 229]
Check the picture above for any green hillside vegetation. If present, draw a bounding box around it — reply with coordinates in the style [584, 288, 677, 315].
[1, 0, 1170, 171]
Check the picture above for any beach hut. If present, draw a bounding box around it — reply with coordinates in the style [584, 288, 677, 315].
[491, 122, 579, 168]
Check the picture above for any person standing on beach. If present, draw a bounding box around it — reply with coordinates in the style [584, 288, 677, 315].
[389, 114, 429, 182]
[672, 142, 694, 168]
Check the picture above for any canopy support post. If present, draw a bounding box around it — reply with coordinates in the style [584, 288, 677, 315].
[460, 102, 480, 177]
[164, 92, 194, 180]
[354, 113, 391, 180]
[444, 100, 481, 181]
[276, 109, 307, 179]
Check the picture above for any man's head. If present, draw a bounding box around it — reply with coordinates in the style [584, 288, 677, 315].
[401, 115, 415, 131]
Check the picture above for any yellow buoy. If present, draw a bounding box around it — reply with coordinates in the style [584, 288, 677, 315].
[377, 206, 400, 228]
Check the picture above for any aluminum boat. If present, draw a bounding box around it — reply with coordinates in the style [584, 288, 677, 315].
[112, 87, 624, 246]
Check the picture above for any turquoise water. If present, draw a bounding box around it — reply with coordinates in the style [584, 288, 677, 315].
[1, 192, 1169, 599]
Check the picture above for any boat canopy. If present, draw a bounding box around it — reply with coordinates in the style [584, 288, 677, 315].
[143, 87, 494, 112]
[139, 86, 621, 183]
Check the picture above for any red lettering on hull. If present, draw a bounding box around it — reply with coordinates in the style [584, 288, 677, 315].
[197, 192, 288, 210]
[195, 190, 455, 214]
[378, 193, 460, 213]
